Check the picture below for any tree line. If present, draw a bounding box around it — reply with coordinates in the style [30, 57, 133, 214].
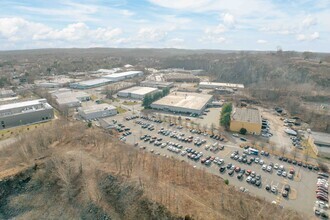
[142, 88, 170, 109]
[220, 103, 232, 129]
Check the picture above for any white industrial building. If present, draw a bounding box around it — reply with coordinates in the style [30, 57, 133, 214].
[69, 78, 113, 89]
[0, 89, 17, 98]
[199, 82, 245, 89]
[140, 81, 174, 89]
[0, 99, 54, 129]
[117, 86, 160, 100]
[78, 104, 117, 120]
[150, 92, 213, 115]
[53, 91, 91, 108]
[103, 71, 144, 82]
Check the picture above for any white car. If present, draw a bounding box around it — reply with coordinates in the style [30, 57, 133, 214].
[271, 186, 277, 194]
[267, 166, 272, 172]
[259, 160, 264, 165]
[279, 165, 284, 170]
[282, 171, 287, 177]
[274, 164, 279, 169]
[233, 133, 239, 137]
[262, 164, 267, 170]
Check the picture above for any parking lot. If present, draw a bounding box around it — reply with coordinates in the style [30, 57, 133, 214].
[110, 113, 322, 218]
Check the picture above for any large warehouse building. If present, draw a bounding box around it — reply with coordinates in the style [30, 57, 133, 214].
[308, 132, 330, 158]
[69, 78, 113, 89]
[78, 104, 117, 120]
[103, 71, 143, 82]
[230, 107, 262, 135]
[150, 92, 213, 115]
[117, 86, 160, 100]
[54, 91, 91, 108]
[140, 81, 174, 89]
[0, 99, 54, 129]
[199, 82, 245, 89]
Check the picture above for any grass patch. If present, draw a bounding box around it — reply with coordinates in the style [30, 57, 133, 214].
[122, 101, 138, 106]
[116, 106, 127, 114]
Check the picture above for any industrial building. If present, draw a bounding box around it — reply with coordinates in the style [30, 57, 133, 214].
[54, 91, 91, 108]
[199, 82, 245, 89]
[164, 73, 200, 83]
[150, 92, 213, 115]
[117, 86, 160, 100]
[99, 117, 117, 129]
[140, 81, 174, 89]
[230, 108, 262, 135]
[0, 99, 54, 129]
[0, 89, 16, 98]
[103, 71, 144, 82]
[308, 132, 330, 158]
[69, 78, 113, 89]
[78, 104, 117, 120]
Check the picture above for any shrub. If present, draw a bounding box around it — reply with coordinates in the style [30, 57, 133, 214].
[239, 128, 247, 135]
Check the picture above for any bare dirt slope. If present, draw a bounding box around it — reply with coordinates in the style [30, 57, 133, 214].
[0, 121, 303, 220]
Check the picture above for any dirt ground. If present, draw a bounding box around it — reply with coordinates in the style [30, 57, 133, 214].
[259, 108, 293, 151]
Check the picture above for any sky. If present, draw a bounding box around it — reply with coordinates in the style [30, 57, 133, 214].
[0, 0, 329, 52]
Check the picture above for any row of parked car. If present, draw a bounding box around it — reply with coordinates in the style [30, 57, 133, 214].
[278, 156, 319, 171]
[314, 172, 329, 218]
[261, 118, 273, 138]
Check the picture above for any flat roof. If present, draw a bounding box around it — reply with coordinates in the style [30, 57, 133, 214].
[231, 108, 261, 124]
[151, 92, 213, 111]
[55, 91, 90, 99]
[119, 86, 159, 95]
[312, 132, 330, 145]
[0, 99, 50, 111]
[74, 78, 113, 86]
[80, 104, 116, 114]
[56, 96, 80, 105]
[103, 71, 143, 79]
[200, 82, 245, 89]
[141, 81, 173, 85]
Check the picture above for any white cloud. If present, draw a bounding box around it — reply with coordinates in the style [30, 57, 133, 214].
[0, 17, 50, 41]
[148, 0, 212, 10]
[137, 27, 168, 42]
[0, 17, 123, 48]
[257, 39, 267, 44]
[222, 13, 236, 28]
[296, 32, 320, 41]
[149, 0, 279, 17]
[205, 24, 226, 34]
[302, 15, 317, 28]
[120, 10, 135, 17]
[200, 35, 226, 43]
[33, 22, 122, 42]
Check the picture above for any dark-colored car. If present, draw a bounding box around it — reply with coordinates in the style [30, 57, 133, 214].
[284, 184, 290, 192]
[219, 166, 226, 173]
[228, 170, 234, 176]
[255, 180, 261, 187]
[265, 185, 271, 191]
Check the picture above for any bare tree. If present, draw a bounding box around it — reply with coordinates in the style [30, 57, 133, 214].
[271, 145, 276, 153]
[210, 123, 215, 135]
[304, 150, 310, 163]
[291, 147, 298, 160]
[280, 146, 287, 157]
[260, 143, 265, 151]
